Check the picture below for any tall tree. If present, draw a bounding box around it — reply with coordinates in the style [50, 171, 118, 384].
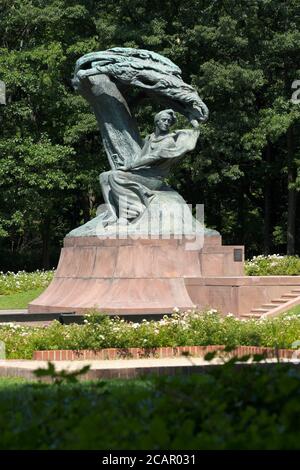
[0, 0, 300, 269]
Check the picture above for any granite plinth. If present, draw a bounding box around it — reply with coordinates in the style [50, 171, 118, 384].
[29, 234, 300, 317]
[28, 234, 244, 315]
[186, 276, 300, 316]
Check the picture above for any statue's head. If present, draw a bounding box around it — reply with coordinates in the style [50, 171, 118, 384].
[154, 109, 176, 133]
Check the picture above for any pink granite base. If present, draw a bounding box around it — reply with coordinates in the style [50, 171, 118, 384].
[29, 234, 300, 316]
[28, 234, 244, 314]
[185, 276, 300, 316]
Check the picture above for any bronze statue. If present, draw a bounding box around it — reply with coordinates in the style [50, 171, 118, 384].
[68, 48, 209, 237]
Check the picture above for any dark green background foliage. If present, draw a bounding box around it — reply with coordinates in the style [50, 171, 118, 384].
[0, 0, 300, 269]
[1, 365, 300, 449]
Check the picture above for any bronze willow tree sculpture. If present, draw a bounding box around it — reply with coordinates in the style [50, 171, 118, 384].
[68, 47, 211, 237]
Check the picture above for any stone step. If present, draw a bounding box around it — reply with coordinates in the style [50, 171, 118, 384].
[241, 313, 263, 318]
[245, 291, 300, 319]
[281, 293, 299, 298]
[261, 304, 281, 309]
[249, 308, 269, 314]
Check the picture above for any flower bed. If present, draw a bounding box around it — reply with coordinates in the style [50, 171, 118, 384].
[245, 254, 300, 276]
[0, 270, 54, 295]
[1, 311, 300, 359]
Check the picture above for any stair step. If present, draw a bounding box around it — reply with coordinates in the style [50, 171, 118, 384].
[243, 291, 300, 319]
[261, 304, 280, 309]
[241, 313, 263, 318]
[250, 308, 268, 313]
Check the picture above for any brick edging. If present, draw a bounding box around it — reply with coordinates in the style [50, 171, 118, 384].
[32, 345, 300, 361]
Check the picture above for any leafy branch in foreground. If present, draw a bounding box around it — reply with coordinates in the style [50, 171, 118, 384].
[34, 361, 90, 384]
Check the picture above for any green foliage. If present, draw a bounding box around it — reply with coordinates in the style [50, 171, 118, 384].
[2, 311, 300, 359]
[1, 364, 300, 449]
[245, 254, 300, 275]
[0, 270, 54, 294]
[285, 305, 300, 316]
[34, 361, 90, 384]
[1, 0, 300, 268]
[0, 0, 104, 270]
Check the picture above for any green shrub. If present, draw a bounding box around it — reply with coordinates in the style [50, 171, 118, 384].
[1, 311, 300, 359]
[0, 270, 54, 295]
[1, 364, 300, 449]
[245, 255, 300, 276]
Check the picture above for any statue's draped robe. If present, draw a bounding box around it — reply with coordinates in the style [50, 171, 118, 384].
[102, 129, 200, 222]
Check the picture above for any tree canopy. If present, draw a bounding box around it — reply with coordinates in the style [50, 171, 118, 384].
[0, 0, 300, 270]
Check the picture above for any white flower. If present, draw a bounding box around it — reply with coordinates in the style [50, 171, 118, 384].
[207, 309, 218, 315]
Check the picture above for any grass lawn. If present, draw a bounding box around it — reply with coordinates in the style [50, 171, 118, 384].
[0, 288, 44, 310]
[0, 377, 32, 387]
[286, 304, 300, 315]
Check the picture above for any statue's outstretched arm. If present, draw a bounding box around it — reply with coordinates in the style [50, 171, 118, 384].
[123, 129, 200, 171]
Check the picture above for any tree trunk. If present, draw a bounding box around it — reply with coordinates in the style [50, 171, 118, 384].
[82, 193, 90, 224]
[41, 220, 50, 269]
[237, 180, 245, 246]
[264, 142, 272, 254]
[287, 126, 297, 255]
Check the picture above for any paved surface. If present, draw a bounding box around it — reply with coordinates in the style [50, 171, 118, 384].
[0, 309, 61, 326]
[0, 357, 215, 370]
[1, 357, 299, 370]
[0, 309, 28, 315]
[1, 357, 300, 381]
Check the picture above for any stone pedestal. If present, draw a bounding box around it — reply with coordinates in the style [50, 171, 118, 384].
[28, 234, 244, 315]
[185, 275, 300, 316]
